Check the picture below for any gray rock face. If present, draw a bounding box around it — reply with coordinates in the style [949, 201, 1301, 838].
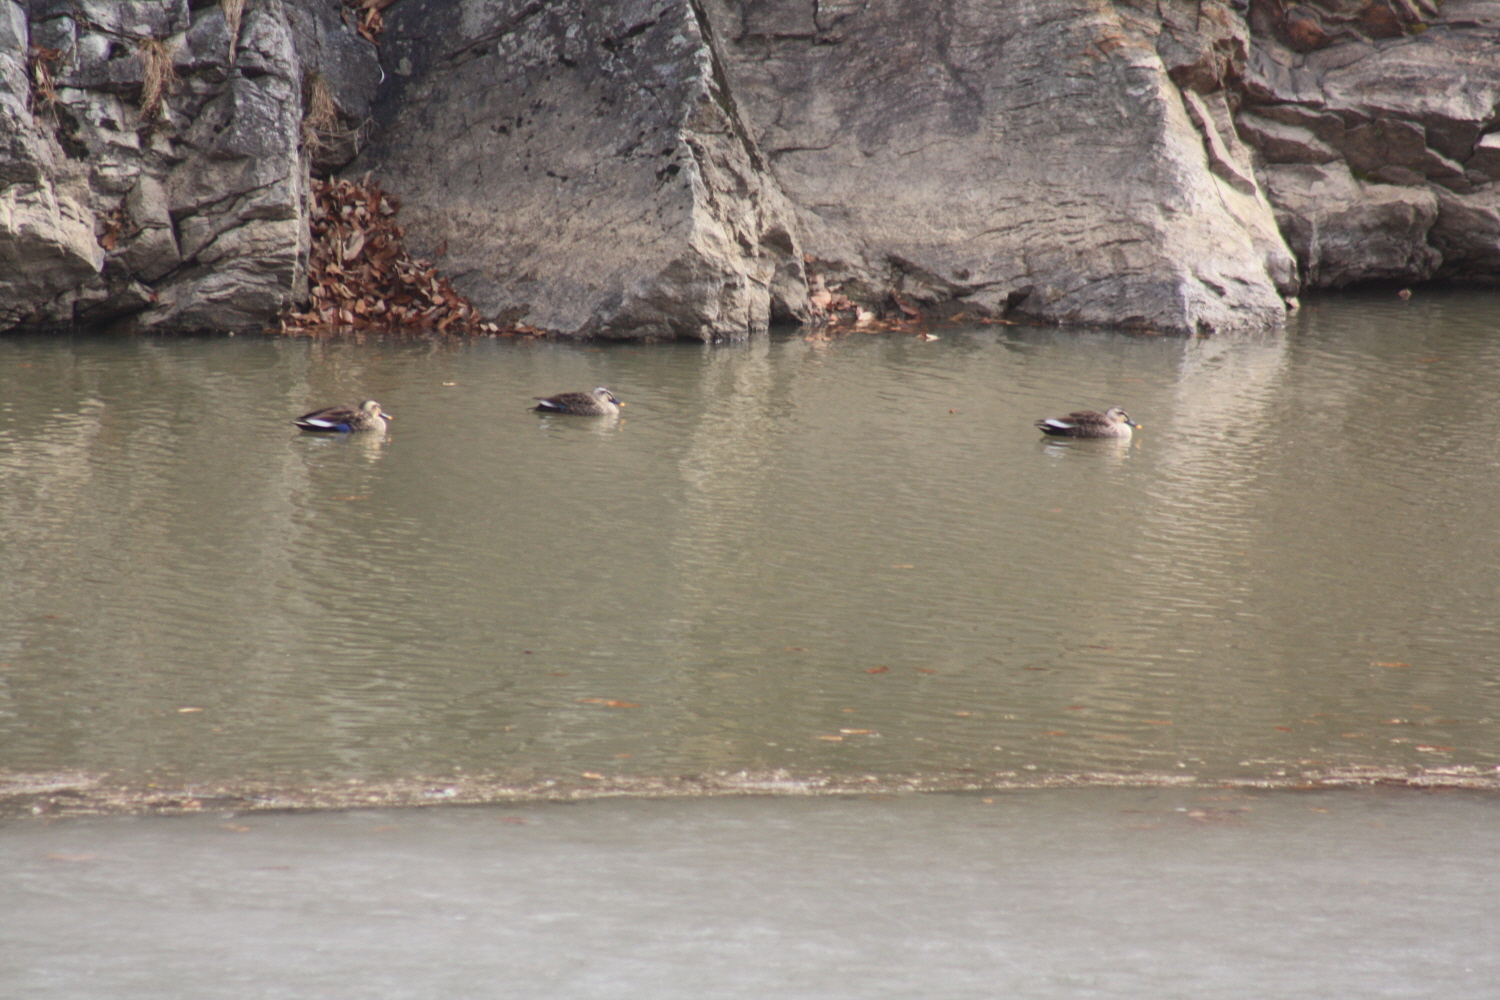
[3, 0, 1500, 336]
[1, 0, 379, 333]
[1240, 0, 1500, 286]
[353, 0, 806, 341]
[708, 0, 1294, 333]
[1261, 161, 1441, 286]
[0, 0, 104, 326]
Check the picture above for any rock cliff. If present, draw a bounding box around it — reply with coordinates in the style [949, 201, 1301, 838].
[1, 0, 1497, 337]
[353, 0, 808, 340]
[1243, 0, 1500, 287]
[2, 0, 378, 332]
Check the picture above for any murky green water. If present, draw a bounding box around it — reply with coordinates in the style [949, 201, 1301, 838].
[2, 291, 1498, 799]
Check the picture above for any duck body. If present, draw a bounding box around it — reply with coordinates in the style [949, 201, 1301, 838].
[533, 387, 622, 416]
[295, 399, 391, 433]
[1035, 406, 1139, 439]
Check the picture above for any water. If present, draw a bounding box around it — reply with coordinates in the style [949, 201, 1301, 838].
[2, 290, 1499, 802]
[3, 789, 1498, 999]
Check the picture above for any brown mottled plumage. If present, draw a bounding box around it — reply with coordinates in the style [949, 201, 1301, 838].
[1034, 406, 1139, 439]
[533, 387, 623, 416]
[294, 399, 391, 433]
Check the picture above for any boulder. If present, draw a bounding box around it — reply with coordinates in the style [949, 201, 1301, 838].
[1466, 132, 1500, 182]
[0, 0, 104, 325]
[353, 0, 807, 341]
[1, 0, 380, 333]
[0, 169, 105, 326]
[1237, 1, 1500, 285]
[709, 0, 1293, 333]
[1430, 186, 1500, 282]
[1236, 112, 1341, 163]
[1260, 161, 1440, 286]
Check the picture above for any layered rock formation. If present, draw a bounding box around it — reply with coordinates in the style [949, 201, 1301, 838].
[704, 0, 1296, 334]
[1, 0, 378, 332]
[2, 0, 1498, 337]
[354, 0, 808, 340]
[1242, 0, 1500, 286]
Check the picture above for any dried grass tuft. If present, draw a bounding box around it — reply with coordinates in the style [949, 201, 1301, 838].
[136, 38, 178, 121]
[27, 45, 63, 120]
[300, 72, 345, 154]
[223, 0, 246, 63]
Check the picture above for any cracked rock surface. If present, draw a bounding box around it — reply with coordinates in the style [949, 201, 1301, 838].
[354, 0, 808, 340]
[4, 0, 1500, 336]
[1, 0, 378, 333]
[1244, 0, 1500, 287]
[710, 0, 1298, 334]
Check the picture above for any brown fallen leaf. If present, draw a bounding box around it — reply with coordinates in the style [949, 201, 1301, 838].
[278, 175, 511, 338]
[866, 666, 890, 674]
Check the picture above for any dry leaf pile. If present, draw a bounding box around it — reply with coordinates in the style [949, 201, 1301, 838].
[348, 0, 399, 43]
[279, 176, 527, 337]
[805, 257, 1011, 339]
[807, 273, 934, 337]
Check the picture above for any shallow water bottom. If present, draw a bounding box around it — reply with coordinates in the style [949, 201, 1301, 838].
[3, 788, 1496, 999]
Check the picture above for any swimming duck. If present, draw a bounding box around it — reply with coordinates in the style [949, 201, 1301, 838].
[533, 387, 623, 416]
[294, 399, 391, 433]
[1034, 406, 1139, 439]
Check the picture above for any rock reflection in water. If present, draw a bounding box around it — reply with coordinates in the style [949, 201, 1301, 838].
[1, 292, 1499, 803]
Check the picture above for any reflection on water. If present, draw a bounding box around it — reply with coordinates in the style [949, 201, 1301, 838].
[1, 291, 1498, 798]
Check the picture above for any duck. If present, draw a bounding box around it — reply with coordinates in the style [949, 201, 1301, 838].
[294, 399, 391, 433]
[1034, 406, 1139, 439]
[533, 387, 623, 416]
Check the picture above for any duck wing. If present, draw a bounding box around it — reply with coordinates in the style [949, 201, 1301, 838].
[534, 391, 599, 414]
[295, 404, 361, 432]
